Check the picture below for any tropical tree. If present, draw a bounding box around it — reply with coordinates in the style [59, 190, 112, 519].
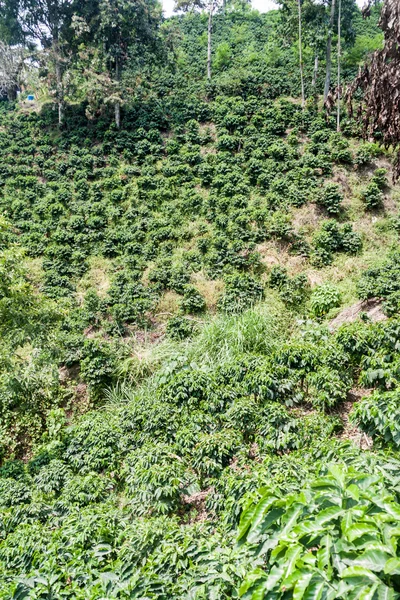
[1, 0, 74, 124]
[174, 0, 223, 80]
[70, 0, 160, 127]
[0, 42, 26, 100]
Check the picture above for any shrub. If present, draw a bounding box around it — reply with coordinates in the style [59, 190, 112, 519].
[357, 253, 400, 313]
[124, 443, 195, 515]
[269, 266, 310, 309]
[166, 316, 195, 340]
[218, 274, 264, 314]
[180, 285, 206, 314]
[351, 390, 400, 446]
[340, 223, 363, 254]
[307, 366, 350, 410]
[329, 134, 353, 164]
[238, 465, 400, 600]
[316, 182, 344, 215]
[361, 182, 383, 210]
[191, 430, 241, 478]
[80, 338, 117, 393]
[372, 168, 388, 189]
[312, 221, 362, 266]
[354, 142, 381, 165]
[310, 284, 341, 317]
[269, 265, 288, 290]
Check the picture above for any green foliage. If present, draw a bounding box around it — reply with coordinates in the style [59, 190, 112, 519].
[269, 266, 310, 309]
[310, 284, 341, 317]
[238, 464, 400, 600]
[354, 142, 383, 166]
[357, 253, 400, 315]
[372, 168, 388, 189]
[317, 182, 344, 215]
[361, 182, 384, 210]
[181, 285, 206, 314]
[351, 390, 400, 446]
[312, 220, 362, 266]
[166, 316, 196, 340]
[0, 5, 394, 596]
[218, 274, 264, 314]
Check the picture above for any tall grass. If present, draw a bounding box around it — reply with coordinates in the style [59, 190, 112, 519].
[185, 300, 292, 366]
[106, 297, 293, 407]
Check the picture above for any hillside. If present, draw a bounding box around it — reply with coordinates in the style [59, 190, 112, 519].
[1, 1, 400, 598]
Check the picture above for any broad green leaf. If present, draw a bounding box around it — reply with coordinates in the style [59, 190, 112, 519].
[239, 569, 267, 596]
[351, 549, 392, 572]
[247, 507, 285, 545]
[317, 535, 332, 576]
[372, 499, 400, 520]
[284, 545, 304, 579]
[328, 465, 346, 488]
[265, 566, 285, 591]
[292, 572, 313, 600]
[314, 506, 344, 526]
[345, 523, 380, 542]
[303, 576, 326, 600]
[280, 504, 304, 537]
[238, 504, 257, 542]
[384, 557, 400, 575]
[356, 584, 379, 600]
[346, 484, 360, 501]
[341, 566, 380, 582]
[377, 583, 397, 600]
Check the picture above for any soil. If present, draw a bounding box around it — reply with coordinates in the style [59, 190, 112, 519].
[335, 388, 373, 450]
[329, 297, 386, 331]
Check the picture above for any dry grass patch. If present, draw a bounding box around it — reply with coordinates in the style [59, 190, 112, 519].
[191, 272, 224, 311]
[155, 291, 181, 321]
[77, 256, 113, 300]
[24, 257, 45, 290]
[291, 203, 320, 234]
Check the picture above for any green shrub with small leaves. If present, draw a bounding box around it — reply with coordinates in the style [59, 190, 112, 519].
[351, 390, 400, 446]
[218, 274, 264, 314]
[166, 316, 196, 340]
[361, 182, 384, 210]
[316, 182, 344, 215]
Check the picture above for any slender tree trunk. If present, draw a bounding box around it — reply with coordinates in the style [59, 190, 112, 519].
[312, 53, 319, 87]
[115, 58, 121, 129]
[55, 58, 64, 125]
[337, 0, 341, 132]
[54, 36, 64, 126]
[324, 0, 336, 102]
[207, 0, 213, 81]
[298, 0, 305, 108]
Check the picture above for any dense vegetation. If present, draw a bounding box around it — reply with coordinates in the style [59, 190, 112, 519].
[1, 0, 400, 598]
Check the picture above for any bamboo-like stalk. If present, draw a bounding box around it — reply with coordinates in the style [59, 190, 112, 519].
[337, 0, 341, 132]
[298, 0, 305, 108]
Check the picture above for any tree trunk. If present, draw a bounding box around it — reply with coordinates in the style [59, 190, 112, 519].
[324, 0, 336, 102]
[312, 54, 319, 87]
[115, 101, 121, 129]
[54, 37, 64, 126]
[7, 84, 17, 101]
[115, 58, 121, 128]
[298, 0, 305, 108]
[337, 0, 341, 132]
[207, 0, 213, 81]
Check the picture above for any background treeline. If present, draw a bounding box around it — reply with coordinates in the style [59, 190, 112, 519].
[0, 0, 383, 127]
